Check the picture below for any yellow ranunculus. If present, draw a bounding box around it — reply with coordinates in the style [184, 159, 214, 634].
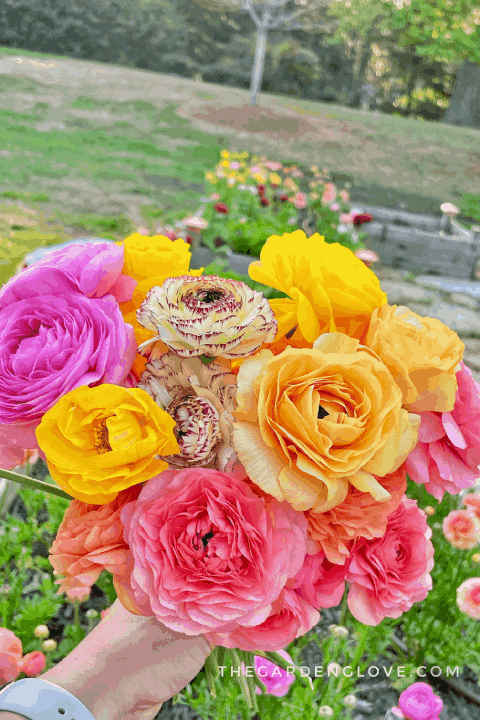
[222, 160, 229, 168]
[205, 172, 217, 184]
[220, 150, 230, 159]
[270, 173, 282, 185]
[248, 230, 387, 345]
[36, 385, 179, 504]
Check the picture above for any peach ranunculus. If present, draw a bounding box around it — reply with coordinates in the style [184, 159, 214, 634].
[306, 464, 407, 565]
[36, 385, 179, 504]
[138, 353, 238, 471]
[464, 493, 480, 521]
[233, 333, 420, 514]
[117, 233, 203, 378]
[457, 577, 480, 619]
[363, 304, 464, 413]
[0, 629, 22, 683]
[442, 510, 480, 549]
[49, 484, 142, 595]
[137, 276, 277, 360]
[248, 231, 387, 347]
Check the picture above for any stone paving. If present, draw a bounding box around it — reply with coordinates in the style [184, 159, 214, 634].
[377, 268, 480, 382]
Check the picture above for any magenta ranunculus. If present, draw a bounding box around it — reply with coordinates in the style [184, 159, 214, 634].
[406, 362, 480, 501]
[206, 588, 319, 652]
[286, 551, 347, 610]
[120, 468, 308, 636]
[346, 497, 434, 625]
[0, 293, 136, 434]
[397, 682, 443, 720]
[254, 649, 295, 697]
[0, 242, 136, 309]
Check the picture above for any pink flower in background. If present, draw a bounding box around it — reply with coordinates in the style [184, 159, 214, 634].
[136, 226, 149, 236]
[210, 193, 220, 201]
[406, 363, 480, 501]
[330, 203, 340, 211]
[0, 629, 22, 683]
[397, 682, 443, 720]
[340, 213, 354, 224]
[442, 510, 480, 549]
[291, 168, 303, 178]
[120, 469, 308, 636]
[0, 241, 136, 307]
[457, 577, 480, 619]
[321, 183, 336, 205]
[207, 588, 319, 652]
[20, 651, 46, 678]
[346, 498, 434, 625]
[339, 189, 350, 203]
[287, 551, 347, 609]
[293, 192, 307, 209]
[464, 493, 480, 520]
[265, 161, 282, 171]
[229, 161, 240, 169]
[253, 649, 295, 697]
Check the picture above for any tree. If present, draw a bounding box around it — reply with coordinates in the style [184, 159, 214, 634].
[192, 0, 338, 105]
[388, 0, 480, 126]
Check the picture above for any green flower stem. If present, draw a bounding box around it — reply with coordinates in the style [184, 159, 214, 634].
[74, 601, 80, 632]
[204, 653, 218, 697]
[0, 468, 72, 501]
[230, 649, 253, 709]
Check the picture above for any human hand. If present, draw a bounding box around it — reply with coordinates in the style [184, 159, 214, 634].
[41, 599, 212, 720]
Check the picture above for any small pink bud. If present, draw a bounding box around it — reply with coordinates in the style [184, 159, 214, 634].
[66, 587, 91, 603]
[21, 651, 46, 677]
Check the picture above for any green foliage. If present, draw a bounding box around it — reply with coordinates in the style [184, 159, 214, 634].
[459, 192, 480, 225]
[0, 191, 50, 202]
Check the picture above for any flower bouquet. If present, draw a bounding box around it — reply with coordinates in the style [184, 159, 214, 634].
[0, 228, 478, 710]
[201, 150, 370, 256]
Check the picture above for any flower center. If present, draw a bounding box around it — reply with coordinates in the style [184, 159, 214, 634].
[92, 419, 112, 454]
[195, 290, 224, 304]
[201, 529, 214, 547]
[317, 404, 329, 420]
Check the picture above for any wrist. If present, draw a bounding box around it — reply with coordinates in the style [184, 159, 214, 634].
[0, 713, 27, 720]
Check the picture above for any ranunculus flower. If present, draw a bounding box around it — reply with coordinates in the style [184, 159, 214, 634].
[253, 649, 295, 697]
[257, 184, 266, 195]
[206, 588, 319, 652]
[138, 353, 237, 471]
[321, 183, 336, 205]
[346, 497, 434, 625]
[364, 304, 464, 413]
[293, 192, 307, 209]
[269, 173, 282, 187]
[464, 493, 480, 520]
[0, 629, 22, 683]
[265, 161, 282, 171]
[0, 292, 136, 443]
[352, 213, 373, 226]
[397, 682, 443, 720]
[340, 213, 354, 224]
[0, 241, 136, 308]
[284, 178, 299, 192]
[278, 193, 288, 203]
[287, 551, 347, 609]
[339, 189, 350, 203]
[291, 168, 303, 178]
[248, 230, 387, 345]
[119, 468, 308, 636]
[330, 203, 340, 212]
[457, 577, 480, 619]
[36, 385, 178, 504]
[306, 465, 407, 565]
[442, 510, 480, 549]
[49, 484, 142, 594]
[0, 424, 29, 469]
[406, 363, 480, 501]
[260, 197, 271, 207]
[213, 202, 229, 214]
[20, 651, 46, 678]
[137, 275, 277, 359]
[233, 334, 419, 514]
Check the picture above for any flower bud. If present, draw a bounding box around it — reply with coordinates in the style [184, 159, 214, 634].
[472, 553, 480, 563]
[343, 694, 357, 707]
[327, 662, 342, 675]
[34, 625, 49, 639]
[424, 506, 435, 516]
[85, 609, 99, 620]
[332, 626, 349, 638]
[318, 707, 334, 717]
[42, 639, 57, 652]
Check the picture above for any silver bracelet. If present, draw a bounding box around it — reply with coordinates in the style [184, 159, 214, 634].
[0, 678, 96, 720]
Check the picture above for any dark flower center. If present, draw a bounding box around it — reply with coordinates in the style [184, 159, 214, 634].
[317, 405, 329, 420]
[92, 419, 112, 454]
[201, 530, 214, 547]
[196, 290, 224, 304]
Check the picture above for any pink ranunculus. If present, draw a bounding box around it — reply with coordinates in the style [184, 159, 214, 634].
[253, 649, 295, 697]
[442, 510, 480, 549]
[457, 577, 480, 619]
[0, 293, 136, 435]
[120, 469, 308, 636]
[346, 497, 434, 626]
[0, 629, 22, 684]
[340, 213, 354, 224]
[229, 161, 240, 170]
[291, 169, 303, 178]
[464, 493, 480, 520]
[265, 162, 282, 171]
[321, 183, 336, 205]
[293, 192, 307, 209]
[330, 203, 340, 212]
[286, 551, 347, 609]
[397, 682, 443, 720]
[339, 189, 350, 203]
[20, 651, 46, 678]
[206, 588, 319, 652]
[210, 193, 220, 201]
[406, 362, 480, 502]
[0, 241, 136, 307]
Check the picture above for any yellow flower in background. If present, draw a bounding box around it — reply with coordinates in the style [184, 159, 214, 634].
[240, 161, 246, 168]
[270, 173, 282, 185]
[221, 160, 229, 168]
[205, 172, 217, 183]
[36, 385, 179, 504]
[237, 174, 245, 182]
[248, 230, 387, 345]
[220, 150, 230, 159]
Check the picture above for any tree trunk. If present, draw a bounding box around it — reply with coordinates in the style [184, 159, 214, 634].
[249, 26, 268, 106]
[348, 39, 372, 108]
[441, 60, 480, 128]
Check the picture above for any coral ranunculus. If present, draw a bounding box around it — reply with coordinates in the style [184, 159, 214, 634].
[0, 629, 22, 683]
[248, 230, 387, 345]
[442, 510, 480, 549]
[364, 304, 464, 412]
[306, 465, 407, 565]
[346, 497, 434, 625]
[36, 385, 179, 504]
[287, 551, 347, 609]
[457, 577, 480, 620]
[406, 362, 480, 501]
[20, 651, 46, 678]
[49, 484, 142, 594]
[233, 334, 419, 514]
[120, 468, 308, 635]
[137, 276, 277, 359]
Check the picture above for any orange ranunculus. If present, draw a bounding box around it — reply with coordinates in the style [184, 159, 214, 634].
[363, 304, 464, 412]
[233, 333, 419, 514]
[306, 465, 407, 565]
